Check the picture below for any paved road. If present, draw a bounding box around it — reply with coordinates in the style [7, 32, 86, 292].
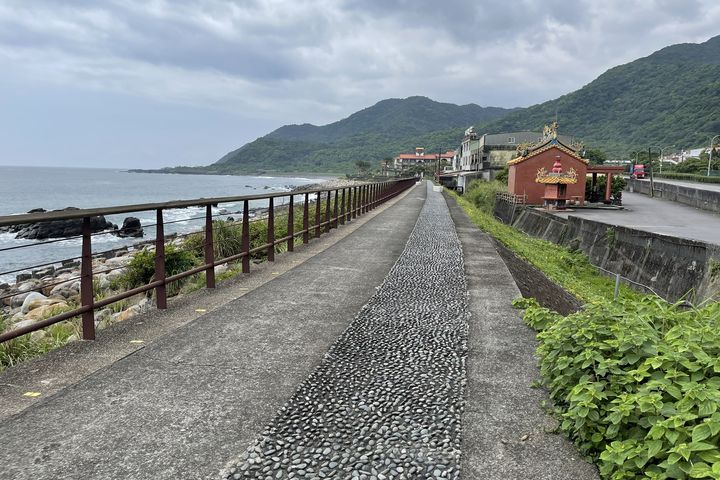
[553, 191, 720, 245]
[0, 182, 597, 479]
[634, 177, 720, 193]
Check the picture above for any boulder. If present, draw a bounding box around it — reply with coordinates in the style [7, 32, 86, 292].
[16, 279, 41, 293]
[96, 308, 112, 323]
[114, 305, 140, 322]
[13, 319, 37, 331]
[115, 217, 143, 238]
[25, 297, 65, 314]
[20, 292, 48, 313]
[9, 291, 33, 308]
[50, 280, 80, 296]
[32, 266, 55, 279]
[30, 329, 47, 341]
[15, 273, 32, 283]
[24, 302, 68, 321]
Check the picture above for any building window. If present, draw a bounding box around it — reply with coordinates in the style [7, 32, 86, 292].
[508, 137, 516, 144]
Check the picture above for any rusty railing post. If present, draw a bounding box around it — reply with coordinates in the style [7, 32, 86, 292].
[324, 191, 331, 233]
[303, 192, 310, 244]
[205, 205, 216, 288]
[362, 185, 367, 214]
[242, 199, 250, 273]
[340, 188, 346, 225]
[287, 194, 294, 252]
[353, 186, 358, 219]
[267, 197, 275, 261]
[155, 208, 167, 309]
[80, 217, 95, 340]
[333, 189, 339, 228]
[315, 191, 321, 238]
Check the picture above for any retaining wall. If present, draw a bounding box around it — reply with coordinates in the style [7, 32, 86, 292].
[496, 203, 720, 302]
[627, 179, 720, 214]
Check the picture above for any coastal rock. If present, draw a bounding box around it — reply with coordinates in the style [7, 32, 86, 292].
[8, 292, 33, 308]
[30, 330, 47, 341]
[25, 297, 65, 314]
[114, 305, 140, 322]
[115, 217, 144, 238]
[50, 280, 80, 297]
[96, 308, 112, 322]
[15, 273, 32, 283]
[32, 266, 55, 279]
[16, 279, 41, 293]
[20, 292, 48, 313]
[13, 319, 37, 331]
[11, 207, 117, 240]
[24, 302, 68, 321]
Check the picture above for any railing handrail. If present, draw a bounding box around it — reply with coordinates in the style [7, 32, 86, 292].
[0, 178, 415, 227]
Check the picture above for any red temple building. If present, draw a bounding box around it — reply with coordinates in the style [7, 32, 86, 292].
[507, 123, 624, 205]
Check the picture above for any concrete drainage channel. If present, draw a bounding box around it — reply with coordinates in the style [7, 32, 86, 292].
[222, 183, 469, 479]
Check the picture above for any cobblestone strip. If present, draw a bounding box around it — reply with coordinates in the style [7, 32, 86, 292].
[222, 183, 469, 480]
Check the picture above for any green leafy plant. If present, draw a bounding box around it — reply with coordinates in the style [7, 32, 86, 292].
[117, 245, 200, 290]
[515, 297, 720, 479]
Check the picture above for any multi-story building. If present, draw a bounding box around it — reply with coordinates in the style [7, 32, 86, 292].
[393, 147, 455, 172]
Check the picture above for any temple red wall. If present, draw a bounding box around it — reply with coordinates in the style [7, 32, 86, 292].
[508, 147, 587, 205]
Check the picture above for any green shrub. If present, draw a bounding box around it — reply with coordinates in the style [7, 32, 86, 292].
[184, 220, 244, 260]
[515, 297, 720, 479]
[494, 166, 509, 184]
[464, 180, 506, 215]
[118, 245, 200, 289]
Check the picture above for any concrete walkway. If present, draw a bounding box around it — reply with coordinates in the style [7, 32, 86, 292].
[0, 182, 597, 479]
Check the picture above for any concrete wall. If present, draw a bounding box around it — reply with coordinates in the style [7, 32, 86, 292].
[627, 178, 720, 214]
[495, 204, 720, 302]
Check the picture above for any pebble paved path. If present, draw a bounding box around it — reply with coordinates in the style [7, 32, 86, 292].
[223, 183, 469, 479]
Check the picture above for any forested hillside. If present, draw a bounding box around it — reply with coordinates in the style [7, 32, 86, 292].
[479, 35, 720, 156]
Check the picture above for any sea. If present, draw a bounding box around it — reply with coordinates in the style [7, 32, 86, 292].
[0, 166, 325, 285]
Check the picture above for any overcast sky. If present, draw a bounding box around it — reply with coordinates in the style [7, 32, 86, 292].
[0, 0, 718, 169]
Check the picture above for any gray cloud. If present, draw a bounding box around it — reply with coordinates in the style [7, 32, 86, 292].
[0, 0, 718, 167]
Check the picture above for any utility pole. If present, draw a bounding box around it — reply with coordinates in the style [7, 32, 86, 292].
[648, 146, 655, 198]
[709, 135, 720, 177]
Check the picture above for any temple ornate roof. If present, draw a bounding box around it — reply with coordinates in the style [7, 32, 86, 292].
[507, 138, 589, 166]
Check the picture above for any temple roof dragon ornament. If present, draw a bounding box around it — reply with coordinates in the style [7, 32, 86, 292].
[535, 158, 578, 184]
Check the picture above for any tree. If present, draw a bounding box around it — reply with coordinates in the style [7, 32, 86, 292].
[584, 148, 607, 165]
[355, 160, 372, 173]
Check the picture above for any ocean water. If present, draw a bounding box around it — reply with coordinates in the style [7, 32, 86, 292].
[0, 166, 324, 284]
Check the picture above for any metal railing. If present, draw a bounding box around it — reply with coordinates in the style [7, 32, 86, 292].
[0, 178, 417, 343]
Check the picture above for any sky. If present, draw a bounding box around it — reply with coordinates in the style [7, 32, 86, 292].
[0, 0, 719, 169]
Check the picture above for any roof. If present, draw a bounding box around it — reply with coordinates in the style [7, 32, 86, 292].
[483, 131, 542, 146]
[395, 150, 455, 160]
[507, 138, 589, 166]
[481, 131, 577, 148]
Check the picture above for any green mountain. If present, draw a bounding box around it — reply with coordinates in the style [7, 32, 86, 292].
[477, 35, 720, 156]
[186, 96, 514, 174]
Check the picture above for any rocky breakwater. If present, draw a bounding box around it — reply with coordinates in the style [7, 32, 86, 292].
[0, 247, 152, 342]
